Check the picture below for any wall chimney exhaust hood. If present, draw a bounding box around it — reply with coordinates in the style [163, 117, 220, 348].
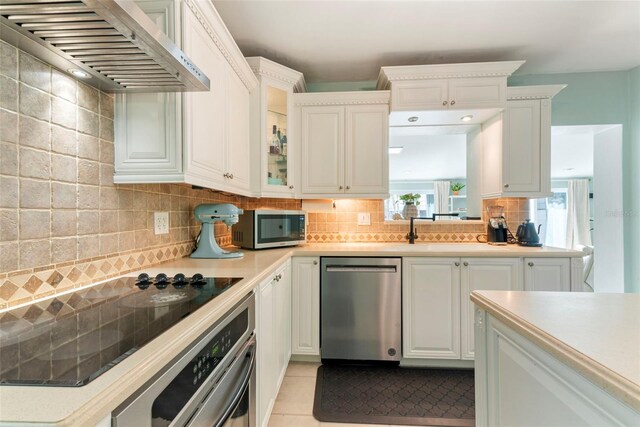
[0, 0, 210, 92]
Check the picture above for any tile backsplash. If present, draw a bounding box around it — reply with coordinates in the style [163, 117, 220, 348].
[304, 198, 530, 243]
[0, 42, 299, 308]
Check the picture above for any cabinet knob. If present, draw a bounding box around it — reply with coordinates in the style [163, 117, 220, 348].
[229, 174, 233, 179]
[289, 185, 294, 189]
[463, 261, 469, 267]
[223, 173, 229, 178]
[504, 183, 510, 188]
[339, 186, 343, 190]
[442, 100, 448, 106]
[346, 186, 350, 190]
[313, 260, 318, 265]
[455, 262, 460, 267]
[528, 262, 534, 267]
[450, 100, 456, 105]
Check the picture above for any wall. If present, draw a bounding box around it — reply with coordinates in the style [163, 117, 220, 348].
[629, 66, 640, 293]
[0, 43, 299, 309]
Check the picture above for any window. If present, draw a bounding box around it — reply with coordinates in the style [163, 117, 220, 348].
[530, 188, 568, 248]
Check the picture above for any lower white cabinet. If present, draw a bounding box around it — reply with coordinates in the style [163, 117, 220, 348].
[460, 258, 522, 360]
[403, 258, 460, 359]
[291, 257, 320, 356]
[524, 257, 571, 291]
[475, 312, 639, 426]
[257, 261, 291, 427]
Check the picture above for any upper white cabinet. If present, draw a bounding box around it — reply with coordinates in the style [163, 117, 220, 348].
[377, 61, 524, 112]
[480, 85, 566, 199]
[114, 0, 258, 195]
[295, 91, 390, 198]
[246, 57, 306, 198]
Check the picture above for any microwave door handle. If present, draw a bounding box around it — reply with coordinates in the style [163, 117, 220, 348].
[213, 338, 256, 427]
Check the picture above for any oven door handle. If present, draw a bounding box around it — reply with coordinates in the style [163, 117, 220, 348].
[214, 338, 256, 427]
[187, 335, 256, 427]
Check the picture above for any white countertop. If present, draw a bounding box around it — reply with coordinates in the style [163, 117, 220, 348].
[0, 242, 582, 425]
[470, 291, 640, 412]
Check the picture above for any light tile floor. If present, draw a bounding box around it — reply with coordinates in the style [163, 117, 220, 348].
[267, 362, 421, 427]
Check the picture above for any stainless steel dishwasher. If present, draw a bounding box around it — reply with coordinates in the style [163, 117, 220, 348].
[321, 257, 401, 362]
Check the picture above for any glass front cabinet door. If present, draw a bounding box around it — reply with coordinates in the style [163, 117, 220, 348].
[247, 57, 306, 197]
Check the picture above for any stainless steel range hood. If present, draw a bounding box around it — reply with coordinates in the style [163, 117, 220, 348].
[0, 0, 210, 92]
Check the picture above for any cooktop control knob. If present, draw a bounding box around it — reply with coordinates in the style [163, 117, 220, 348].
[191, 273, 206, 287]
[155, 273, 169, 289]
[137, 273, 150, 283]
[173, 273, 187, 288]
[136, 273, 151, 289]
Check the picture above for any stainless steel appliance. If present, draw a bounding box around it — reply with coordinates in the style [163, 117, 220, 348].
[0, 273, 243, 386]
[0, 0, 210, 92]
[114, 293, 256, 427]
[232, 210, 306, 249]
[486, 205, 509, 245]
[320, 257, 401, 362]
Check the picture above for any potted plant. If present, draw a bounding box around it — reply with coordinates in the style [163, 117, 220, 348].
[451, 183, 466, 196]
[399, 193, 421, 219]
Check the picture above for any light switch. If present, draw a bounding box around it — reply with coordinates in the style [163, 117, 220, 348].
[357, 212, 371, 225]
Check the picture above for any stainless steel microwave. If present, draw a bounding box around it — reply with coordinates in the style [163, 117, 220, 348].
[232, 210, 306, 249]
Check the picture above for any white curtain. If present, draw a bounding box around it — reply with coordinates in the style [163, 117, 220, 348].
[434, 181, 451, 216]
[544, 197, 568, 248]
[565, 179, 592, 249]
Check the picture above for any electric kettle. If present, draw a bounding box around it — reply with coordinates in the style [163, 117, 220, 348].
[516, 220, 543, 247]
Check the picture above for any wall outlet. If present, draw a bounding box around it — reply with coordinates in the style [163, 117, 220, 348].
[357, 212, 371, 226]
[154, 212, 169, 235]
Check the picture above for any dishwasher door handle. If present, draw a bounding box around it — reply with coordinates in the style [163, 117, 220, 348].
[325, 265, 397, 273]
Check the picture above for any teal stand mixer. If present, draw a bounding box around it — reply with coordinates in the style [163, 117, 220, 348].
[191, 203, 244, 259]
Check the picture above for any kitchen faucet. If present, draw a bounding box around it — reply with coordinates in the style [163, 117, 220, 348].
[406, 213, 461, 244]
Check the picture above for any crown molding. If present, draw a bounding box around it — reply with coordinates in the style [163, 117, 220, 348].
[183, 0, 258, 91]
[294, 90, 390, 106]
[507, 84, 567, 100]
[376, 60, 526, 90]
[245, 56, 307, 93]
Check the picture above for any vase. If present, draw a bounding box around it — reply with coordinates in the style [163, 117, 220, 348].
[402, 202, 418, 220]
[453, 190, 460, 196]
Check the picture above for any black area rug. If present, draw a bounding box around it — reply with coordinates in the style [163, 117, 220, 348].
[313, 365, 475, 426]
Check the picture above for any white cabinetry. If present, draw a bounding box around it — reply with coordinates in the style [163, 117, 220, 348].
[257, 261, 291, 427]
[377, 61, 524, 112]
[460, 258, 522, 360]
[114, 0, 258, 195]
[291, 257, 320, 356]
[296, 91, 390, 198]
[475, 313, 639, 427]
[480, 85, 566, 199]
[524, 257, 571, 291]
[403, 258, 460, 359]
[247, 57, 306, 198]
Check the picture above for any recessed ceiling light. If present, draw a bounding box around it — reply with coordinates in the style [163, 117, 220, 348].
[565, 167, 575, 171]
[408, 116, 419, 123]
[460, 115, 473, 122]
[68, 68, 90, 79]
[388, 146, 403, 154]
[403, 170, 411, 175]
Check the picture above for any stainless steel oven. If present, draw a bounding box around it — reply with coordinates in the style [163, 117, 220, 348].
[232, 210, 306, 249]
[113, 293, 256, 427]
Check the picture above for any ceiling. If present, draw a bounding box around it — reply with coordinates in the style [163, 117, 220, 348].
[213, 1, 640, 83]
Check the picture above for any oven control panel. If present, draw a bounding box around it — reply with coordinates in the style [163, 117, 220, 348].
[150, 308, 249, 424]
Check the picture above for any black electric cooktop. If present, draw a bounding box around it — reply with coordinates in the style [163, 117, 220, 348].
[0, 274, 243, 387]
